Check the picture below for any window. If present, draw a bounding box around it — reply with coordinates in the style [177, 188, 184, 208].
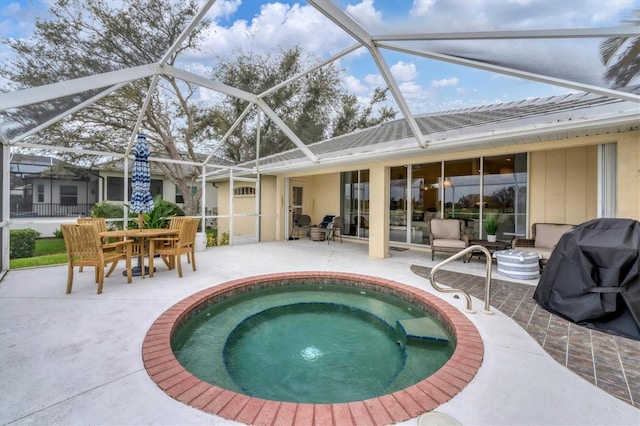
[387, 154, 528, 244]
[37, 184, 45, 202]
[107, 177, 163, 201]
[176, 186, 198, 203]
[233, 186, 256, 196]
[60, 185, 77, 206]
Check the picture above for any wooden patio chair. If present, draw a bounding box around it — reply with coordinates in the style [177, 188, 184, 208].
[61, 224, 133, 294]
[77, 217, 108, 273]
[148, 218, 199, 278]
[165, 216, 193, 265]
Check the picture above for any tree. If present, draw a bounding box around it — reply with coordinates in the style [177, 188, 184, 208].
[600, 10, 640, 89]
[200, 47, 397, 163]
[2, 0, 397, 212]
[1, 0, 211, 215]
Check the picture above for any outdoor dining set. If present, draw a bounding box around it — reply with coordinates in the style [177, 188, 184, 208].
[61, 216, 200, 294]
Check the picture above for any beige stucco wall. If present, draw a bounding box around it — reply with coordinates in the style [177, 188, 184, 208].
[260, 175, 277, 242]
[529, 145, 598, 227]
[308, 173, 340, 224]
[216, 181, 258, 240]
[617, 134, 640, 220]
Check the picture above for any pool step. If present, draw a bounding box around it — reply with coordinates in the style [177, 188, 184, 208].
[397, 317, 449, 342]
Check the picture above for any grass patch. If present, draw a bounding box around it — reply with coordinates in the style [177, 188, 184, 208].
[10, 253, 68, 269]
[34, 238, 66, 255]
[10, 238, 68, 269]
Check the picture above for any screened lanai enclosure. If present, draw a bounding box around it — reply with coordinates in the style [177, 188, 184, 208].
[1, 0, 639, 273]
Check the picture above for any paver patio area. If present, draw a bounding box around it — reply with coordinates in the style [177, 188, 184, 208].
[1, 240, 638, 425]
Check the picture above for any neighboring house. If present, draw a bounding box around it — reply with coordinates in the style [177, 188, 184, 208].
[9, 155, 218, 221]
[211, 93, 639, 257]
[9, 154, 100, 218]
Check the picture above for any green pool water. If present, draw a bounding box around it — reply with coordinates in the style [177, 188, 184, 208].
[171, 283, 454, 403]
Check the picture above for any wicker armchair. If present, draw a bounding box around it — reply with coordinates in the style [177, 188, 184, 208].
[512, 223, 575, 268]
[429, 219, 469, 261]
[148, 218, 199, 278]
[61, 224, 133, 294]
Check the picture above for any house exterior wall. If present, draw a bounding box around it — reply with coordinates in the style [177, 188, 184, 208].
[216, 180, 258, 242]
[215, 130, 639, 257]
[529, 146, 598, 226]
[260, 175, 278, 242]
[309, 173, 340, 224]
[618, 134, 640, 220]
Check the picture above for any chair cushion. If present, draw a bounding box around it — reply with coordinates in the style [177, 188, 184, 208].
[535, 224, 574, 249]
[520, 246, 554, 260]
[431, 219, 460, 239]
[433, 239, 466, 248]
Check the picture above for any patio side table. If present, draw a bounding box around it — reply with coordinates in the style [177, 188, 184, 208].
[465, 239, 511, 263]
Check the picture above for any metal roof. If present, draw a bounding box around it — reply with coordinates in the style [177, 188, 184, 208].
[236, 92, 639, 175]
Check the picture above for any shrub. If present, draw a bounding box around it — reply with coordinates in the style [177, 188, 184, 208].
[91, 201, 126, 219]
[53, 228, 63, 238]
[219, 232, 229, 246]
[10, 228, 41, 259]
[92, 198, 185, 229]
[205, 228, 217, 246]
[130, 197, 185, 229]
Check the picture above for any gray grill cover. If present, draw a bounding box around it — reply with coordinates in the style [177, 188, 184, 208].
[534, 218, 640, 340]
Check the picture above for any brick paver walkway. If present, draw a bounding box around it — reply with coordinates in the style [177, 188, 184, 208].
[411, 265, 639, 408]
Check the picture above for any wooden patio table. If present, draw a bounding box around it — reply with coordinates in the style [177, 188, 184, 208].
[99, 228, 178, 278]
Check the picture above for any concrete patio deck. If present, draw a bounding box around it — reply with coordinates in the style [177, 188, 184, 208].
[1, 240, 638, 425]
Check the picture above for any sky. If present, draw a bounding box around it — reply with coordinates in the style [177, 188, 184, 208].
[1, 0, 638, 115]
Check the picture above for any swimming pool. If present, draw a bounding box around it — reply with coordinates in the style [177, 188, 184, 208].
[143, 272, 483, 425]
[172, 283, 455, 403]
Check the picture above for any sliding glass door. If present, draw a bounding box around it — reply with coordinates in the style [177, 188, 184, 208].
[387, 154, 527, 245]
[341, 170, 369, 238]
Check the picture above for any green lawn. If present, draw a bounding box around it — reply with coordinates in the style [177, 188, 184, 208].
[10, 238, 68, 269]
[34, 238, 66, 256]
[10, 229, 218, 269]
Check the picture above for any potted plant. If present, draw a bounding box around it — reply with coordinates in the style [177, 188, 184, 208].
[484, 214, 498, 242]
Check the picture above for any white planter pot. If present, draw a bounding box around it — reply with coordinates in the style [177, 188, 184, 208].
[487, 234, 497, 242]
[195, 232, 207, 252]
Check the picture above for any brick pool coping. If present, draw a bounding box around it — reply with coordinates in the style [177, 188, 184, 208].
[142, 272, 484, 426]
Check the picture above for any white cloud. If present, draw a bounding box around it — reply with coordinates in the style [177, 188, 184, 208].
[210, 0, 242, 19]
[390, 61, 418, 82]
[189, 2, 352, 65]
[345, 0, 383, 28]
[398, 81, 423, 97]
[364, 73, 384, 86]
[431, 77, 459, 88]
[343, 75, 367, 93]
[410, 0, 436, 17]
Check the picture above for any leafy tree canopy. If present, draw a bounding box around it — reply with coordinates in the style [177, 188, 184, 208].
[200, 47, 397, 163]
[2, 0, 397, 213]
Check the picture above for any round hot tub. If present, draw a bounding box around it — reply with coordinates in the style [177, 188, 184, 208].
[143, 272, 483, 425]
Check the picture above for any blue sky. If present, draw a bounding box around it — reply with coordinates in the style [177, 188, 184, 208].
[1, 0, 637, 114]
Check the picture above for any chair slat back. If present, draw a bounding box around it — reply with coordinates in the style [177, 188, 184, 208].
[77, 217, 107, 233]
[168, 216, 191, 231]
[181, 218, 199, 245]
[62, 224, 103, 260]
